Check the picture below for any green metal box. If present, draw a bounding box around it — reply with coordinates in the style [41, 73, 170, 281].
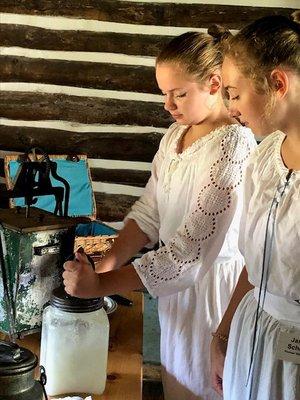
[0, 207, 76, 337]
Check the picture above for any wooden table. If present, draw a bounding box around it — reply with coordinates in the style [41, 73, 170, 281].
[0, 292, 143, 400]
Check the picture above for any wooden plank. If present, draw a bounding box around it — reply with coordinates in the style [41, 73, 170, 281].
[0, 126, 163, 162]
[91, 168, 151, 188]
[0, 92, 171, 128]
[0, 292, 143, 400]
[0, 56, 159, 94]
[95, 192, 138, 222]
[0, 1, 295, 29]
[0, 24, 171, 57]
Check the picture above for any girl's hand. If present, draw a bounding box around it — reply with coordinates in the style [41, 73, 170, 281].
[63, 251, 102, 298]
[210, 335, 227, 396]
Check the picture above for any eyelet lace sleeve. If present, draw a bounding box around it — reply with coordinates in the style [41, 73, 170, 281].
[133, 127, 255, 297]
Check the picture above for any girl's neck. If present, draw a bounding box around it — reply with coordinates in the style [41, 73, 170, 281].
[190, 101, 234, 139]
[178, 99, 234, 153]
[280, 113, 300, 171]
[279, 79, 300, 142]
[283, 123, 300, 142]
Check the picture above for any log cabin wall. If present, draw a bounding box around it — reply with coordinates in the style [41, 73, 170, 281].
[0, 0, 297, 224]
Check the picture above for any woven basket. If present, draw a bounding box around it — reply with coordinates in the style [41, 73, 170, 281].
[74, 235, 117, 260]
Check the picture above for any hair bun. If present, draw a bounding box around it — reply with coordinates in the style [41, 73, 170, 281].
[207, 24, 231, 42]
[291, 10, 300, 24]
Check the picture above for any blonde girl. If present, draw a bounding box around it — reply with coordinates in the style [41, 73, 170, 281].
[211, 13, 300, 400]
[64, 30, 256, 400]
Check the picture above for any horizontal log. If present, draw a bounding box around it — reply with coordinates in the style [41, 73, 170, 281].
[0, 1, 295, 29]
[0, 24, 171, 57]
[0, 92, 171, 128]
[95, 192, 137, 222]
[0, 126, 163, 162]
[91, 168, 150, 188]
[1, 56, 159, 94]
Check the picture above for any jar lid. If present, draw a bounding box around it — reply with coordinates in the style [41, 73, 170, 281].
[50, 285, 104, 313]
[0, 341, 37, 375]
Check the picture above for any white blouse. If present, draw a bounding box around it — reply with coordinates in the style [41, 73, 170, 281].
[239, 130, 300, 302]
[127, 123, 257, 297]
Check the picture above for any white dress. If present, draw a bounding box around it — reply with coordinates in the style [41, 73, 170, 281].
[223, 131, 300, 400]
[126, 123, 257, 400]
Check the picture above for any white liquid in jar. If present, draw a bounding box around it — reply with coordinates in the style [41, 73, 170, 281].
[40, 308, 109, 396]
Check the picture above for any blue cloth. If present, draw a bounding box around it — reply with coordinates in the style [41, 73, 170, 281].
[75, 221, 116, 236]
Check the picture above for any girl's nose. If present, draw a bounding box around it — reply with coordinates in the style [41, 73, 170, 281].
[228, 105, 241, 119]
[164, 95, 176, 112]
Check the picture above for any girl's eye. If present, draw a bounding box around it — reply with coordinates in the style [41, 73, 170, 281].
[231, 95, 240, 101]
[175, 93, 187, 98]
[222, 88, 230, 100]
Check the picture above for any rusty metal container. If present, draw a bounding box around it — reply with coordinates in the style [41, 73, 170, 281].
[0, 207, 76, 337]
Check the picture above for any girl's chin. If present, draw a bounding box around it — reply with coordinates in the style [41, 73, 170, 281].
[174, 116, 189, 124]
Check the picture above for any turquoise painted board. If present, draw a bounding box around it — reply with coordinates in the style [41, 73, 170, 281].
[8, 159, 94, 217]
[143, 293, 161, 365]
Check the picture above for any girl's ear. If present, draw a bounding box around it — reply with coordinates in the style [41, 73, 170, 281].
[209, 73, 222, 95]
[270, 69, 289, 98]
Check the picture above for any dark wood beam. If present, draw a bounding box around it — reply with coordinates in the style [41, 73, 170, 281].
[0, 1, 295, 29]
[91, 168, 150, 187]
[1, 56, 158, 94]
[95, 191, 137, 222]
[0, 24, 171, 57]
[0, 125, 163, 162]
[0, 92, 172, 127]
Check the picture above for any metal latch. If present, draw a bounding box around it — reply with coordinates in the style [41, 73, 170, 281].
[34, 244, 60, 256]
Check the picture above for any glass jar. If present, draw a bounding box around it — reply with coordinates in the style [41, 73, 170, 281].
[40, 286, 109, 396]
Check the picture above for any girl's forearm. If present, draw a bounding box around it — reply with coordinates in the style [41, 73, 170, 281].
[95, 219, 150, 272]
[98, 264, 145, 296]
